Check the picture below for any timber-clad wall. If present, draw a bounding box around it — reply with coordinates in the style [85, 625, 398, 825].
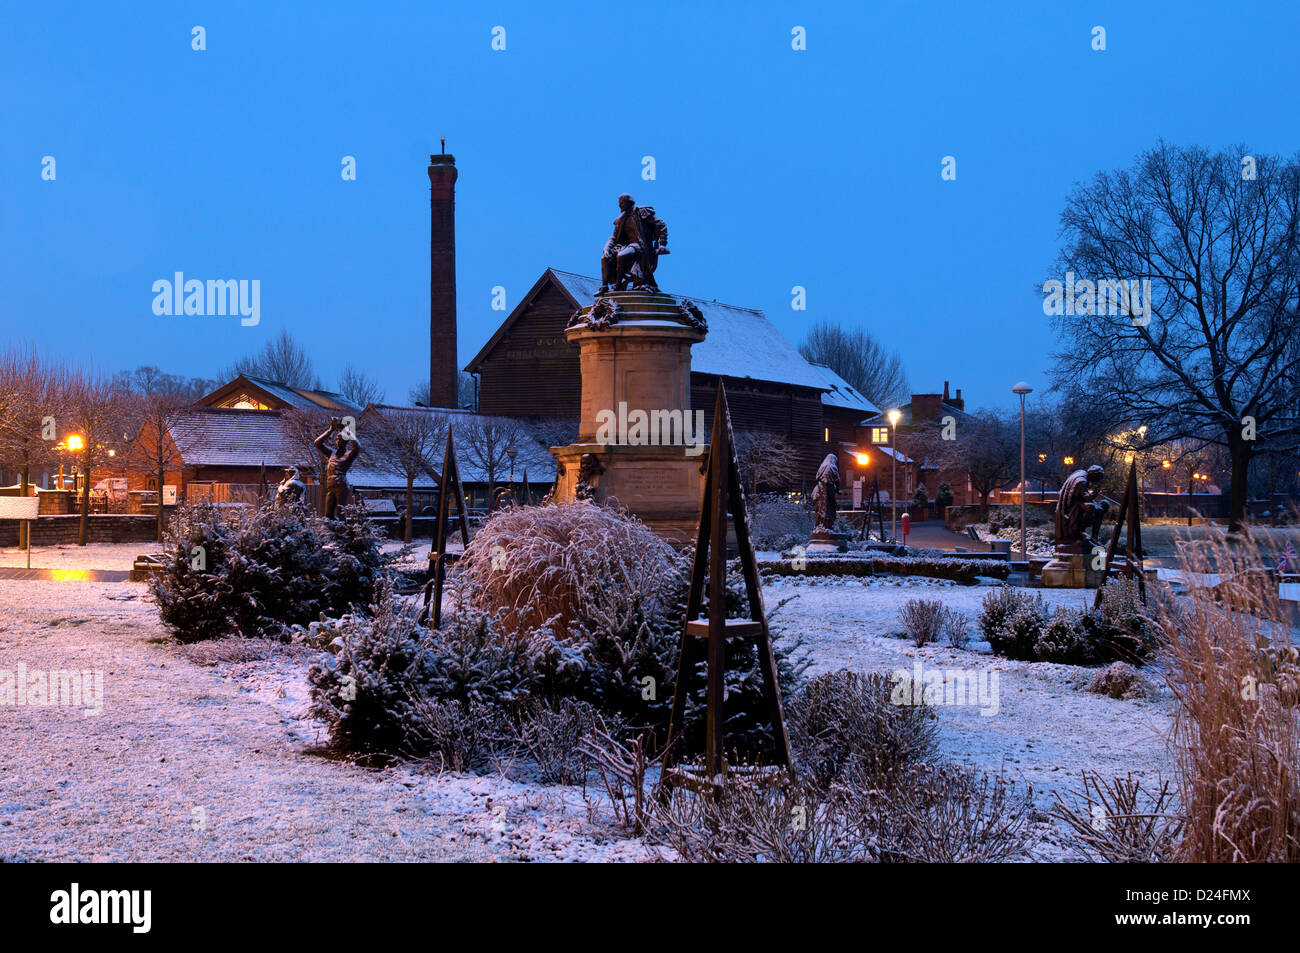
[477, 284, 581, 419]
[691, 377, 827, 483]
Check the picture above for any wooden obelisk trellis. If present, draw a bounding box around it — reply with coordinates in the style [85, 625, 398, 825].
[1093, 458, 1147, 608]
[664, 382, 793, 786]
[858, 474, 887, 543]
[420, 429, 471, 629]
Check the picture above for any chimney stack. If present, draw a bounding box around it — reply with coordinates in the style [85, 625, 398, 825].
[428, 149, 458, 408]
[954, 387, 963, 410]
[943, 381, 950, 401]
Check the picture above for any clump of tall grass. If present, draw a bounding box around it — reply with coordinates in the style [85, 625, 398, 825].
[1162, 532, 1300, 861]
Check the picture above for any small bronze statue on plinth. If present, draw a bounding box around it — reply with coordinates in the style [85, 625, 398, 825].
[312, 417, 360, 518]
[807, 453, 849, 553]
[274, 466, 306, 509]
[596, 194, 670, 295]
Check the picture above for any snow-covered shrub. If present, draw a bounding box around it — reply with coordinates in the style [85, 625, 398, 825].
[942, 608, 970, 648]
[748, 493, 813, 551]
[514, 698, 603, 784]
[1086, 662, 1155, 700]
[1034, 607, 1092, 664]
[934, 483, 954, 513]
[899, 598, 944, 646]
[424, 604, 539, 706]
[786, 670, 938, 790]
[761, 554, 1009, 584]
[456, 500, 678, 634]
[150, 503, 237, 643]
[150, 500, 391, 641]
[1083, 577, 1161, 663]
[979, 587, 1047, 659]
[1054, 772, 1181, 862]
[307, 583, 437, 758]
[404, 696, 514, 773]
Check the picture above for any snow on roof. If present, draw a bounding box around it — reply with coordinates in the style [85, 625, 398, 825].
[242, 376, 362, 413]
[549, 270, 829, 391]
[806, 363, 879, 414]
[169, 408, 310, 468]
[876, 446, 915, 465]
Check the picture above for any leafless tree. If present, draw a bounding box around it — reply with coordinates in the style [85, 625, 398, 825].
[409, 372, 478, 410]
[338, 364, 385, 408]
[281, 406, 333, 510]
[370, 408, 448, 541]
[0, 345, 73, 546]
[909, 410, 1019, 517]
[115, 368, 201, 542]
[64, 369, 130, 545]
[1048, 142, 1300, 535]
[799, 320, 909, 409]
[458, 415, 524, 511]
[733, 428, 803, 494]
[224, 330, 320, 389]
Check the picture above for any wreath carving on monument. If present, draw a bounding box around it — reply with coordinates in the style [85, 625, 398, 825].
[676, 300, 707, 331]
[568, 296, 622, 330]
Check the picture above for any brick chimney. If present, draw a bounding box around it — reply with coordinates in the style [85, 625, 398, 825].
[953, 387, 964, 411]
[428, 149, 458, 409]
[943, 381, 950, 402]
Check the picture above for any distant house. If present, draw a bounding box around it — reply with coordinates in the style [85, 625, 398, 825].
[465, 268, 876, 481]
[858, 383, 976, 508]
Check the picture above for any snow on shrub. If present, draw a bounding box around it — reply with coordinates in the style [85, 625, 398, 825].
[980, 588, 1049, 660]
[150, 501, 391, 642]
[786, 670, 938, 789]
[762, 555, 1009, 584]
[899, 598, 945, 646]
[748, 493, 813, 552]
[1085, 662, 1155, 700]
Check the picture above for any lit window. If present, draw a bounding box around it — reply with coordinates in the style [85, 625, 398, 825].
[870, 427, 890, 445]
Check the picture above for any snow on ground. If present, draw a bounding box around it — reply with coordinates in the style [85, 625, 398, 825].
[0, 577, 659, 862]
[1, 558, 1178, 862]
[0, 542, 144, 571]
[767, 574, 1176, 859]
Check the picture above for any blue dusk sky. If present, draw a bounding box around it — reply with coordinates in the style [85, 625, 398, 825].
[2, 0, 1296, 411]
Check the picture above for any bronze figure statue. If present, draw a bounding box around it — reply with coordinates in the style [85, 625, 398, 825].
[812, 453, 840, 532]
[313, 418, 361, 518]
[274, 466, 306, 509]
[1054, 465, 1110, 549]
[597, 194, 669, 295]
[576, 452, 604, 501]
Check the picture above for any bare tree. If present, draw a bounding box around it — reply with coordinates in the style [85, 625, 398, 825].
[370, 408, 448, 542]
[910, 410, 1019, 518]
[458, 415, 524, 511]
[409, 372, 477, 410]
[64, 369, 130, 545]
[1048, 142, 1300, 535]
[0, 345, 72, 546]
[798, 320, 909, 409]
[338, 365, 385, 408]
[733, 429, 803, 494]
[224, 330, 320, 389]
[281, 405, 333, 510]
[116, 368, 200, 542]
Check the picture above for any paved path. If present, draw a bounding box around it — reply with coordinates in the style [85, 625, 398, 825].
[899, 521, 985, 551]
[0, 567, 133, 582]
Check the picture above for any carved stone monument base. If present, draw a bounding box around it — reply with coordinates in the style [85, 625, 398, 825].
[551, 443, 704, 545]
[806, 529, 849, 553]
[1040, 553, 1088, 588]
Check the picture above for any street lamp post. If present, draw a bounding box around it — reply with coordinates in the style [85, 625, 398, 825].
[1012, 383, 1032, 562]
[888, 409, 901, 541]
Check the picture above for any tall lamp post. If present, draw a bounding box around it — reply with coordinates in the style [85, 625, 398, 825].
[1012, 382, 1032, 562]
[888, 409, 901, 540]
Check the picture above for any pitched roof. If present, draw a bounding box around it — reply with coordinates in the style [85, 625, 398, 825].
[195, 375, 362, 414]
[168, 408, 311, 468]
[806, 363, 879, 415]
[860, 399, 973, 428]
[466, 269, 829, 391]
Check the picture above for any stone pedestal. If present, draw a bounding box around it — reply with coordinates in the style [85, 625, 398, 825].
[806, 529, 849, 553]
[550, 290, 708, 545]
[1040, 552, 1087, 588]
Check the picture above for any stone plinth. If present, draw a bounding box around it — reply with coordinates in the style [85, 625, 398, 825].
[806, 529, 849, 553]
[1040, 552, 1087, 588]
[550, 290, 709, 544]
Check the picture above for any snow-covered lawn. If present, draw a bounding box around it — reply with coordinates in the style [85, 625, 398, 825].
[769, 575, 1175, 841]
[0, 569, 1177, 862]
[0, 542, 145, 571]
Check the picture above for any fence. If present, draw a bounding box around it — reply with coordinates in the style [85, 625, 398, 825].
[186, 482, 321, 510]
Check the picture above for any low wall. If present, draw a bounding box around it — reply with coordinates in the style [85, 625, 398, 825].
[0, 515, 159, 547]
[945, 502, 1054, 531]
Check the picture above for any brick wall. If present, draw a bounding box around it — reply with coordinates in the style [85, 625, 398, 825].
[0, 515, 160, 547]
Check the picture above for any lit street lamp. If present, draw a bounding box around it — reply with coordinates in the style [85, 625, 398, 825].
[1012, 382, 1032, 562]
[888, 409, 901, 540]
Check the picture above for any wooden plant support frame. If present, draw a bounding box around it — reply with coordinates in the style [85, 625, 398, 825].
[1093, 458, 1147, 608]
[420, 429, 472, 629]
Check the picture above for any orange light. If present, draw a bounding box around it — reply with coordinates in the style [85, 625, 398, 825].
[1161, 460, 1171, 469]
[855, 453, 869, 466]
[1037, 453, 1046, 463]
[66, 435, 84, 451]
[1063, 456, 1075, 466]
